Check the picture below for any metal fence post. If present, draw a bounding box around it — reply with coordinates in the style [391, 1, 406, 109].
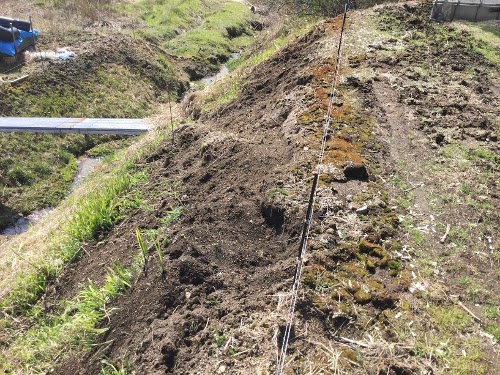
[452, 0, 460, 21]
[475, 0, 482, 21]
[29, 16, 36, 50]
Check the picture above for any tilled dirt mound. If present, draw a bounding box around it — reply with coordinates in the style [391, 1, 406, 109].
[53, 20, 342, 374]
[30, 3, 500, 373]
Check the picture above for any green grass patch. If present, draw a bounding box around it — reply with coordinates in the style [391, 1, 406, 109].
[0, 133, 123, 228]
[485, 323, 500, 342]
[119, 0, 209, 40]
[1, 64, 165, 118]
[428, 304, 472, 332]
[2, 167, 148, 315]
[100, 359, 133, 375]
[87, 138, 134, 159]
[120, 0, 255, 73]
[1, 262, 136, 372]
[455, 21, 500, 66]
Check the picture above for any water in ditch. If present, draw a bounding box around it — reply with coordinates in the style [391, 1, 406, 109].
[1, 157, 102, 235]
[201, 52, 240, 85]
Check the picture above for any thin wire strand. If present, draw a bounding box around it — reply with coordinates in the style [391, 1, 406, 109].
[275, 4, 350, 374]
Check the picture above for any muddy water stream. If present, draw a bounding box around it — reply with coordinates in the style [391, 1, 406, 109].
[1, 157, 102, 235]
[201, 52, 240, 85]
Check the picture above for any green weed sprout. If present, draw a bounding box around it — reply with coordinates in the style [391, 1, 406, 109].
[135, 229, 148, 274]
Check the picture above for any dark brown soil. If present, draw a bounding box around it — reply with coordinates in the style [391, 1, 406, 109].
[53, 20, 343, 374]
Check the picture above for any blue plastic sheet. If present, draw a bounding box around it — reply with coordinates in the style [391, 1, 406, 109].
[0, 29, 38, 56]
[19, 29, 39, 38]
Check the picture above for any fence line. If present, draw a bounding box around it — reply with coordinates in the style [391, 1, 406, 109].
[274, 2, 350, 374]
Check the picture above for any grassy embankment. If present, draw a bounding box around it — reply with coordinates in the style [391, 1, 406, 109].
[118, 0, 256, 78]
[380, 12, 498, 372]
[339, 6, 499, 374]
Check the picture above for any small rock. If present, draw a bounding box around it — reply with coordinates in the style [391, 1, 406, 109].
[356, 205, 369, 215]
[217, 364, 227, 374]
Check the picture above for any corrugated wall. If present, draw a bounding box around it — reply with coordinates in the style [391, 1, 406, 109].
[432, 0, 500, 21]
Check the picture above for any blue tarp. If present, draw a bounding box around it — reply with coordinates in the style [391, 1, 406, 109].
[0, 29, 38, 56]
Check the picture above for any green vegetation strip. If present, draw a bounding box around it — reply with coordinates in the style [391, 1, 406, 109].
[119, 0, 256, 74]
[0, 129, 171, 315]
[1, 262, 136, 373]
[1, 166, 147, 316]
[1, 221, 182, 372]
[0, 257, 139, 373]
[0, 130, 182, 371]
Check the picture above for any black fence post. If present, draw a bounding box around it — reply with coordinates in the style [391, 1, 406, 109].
[29, 16, 36, 50]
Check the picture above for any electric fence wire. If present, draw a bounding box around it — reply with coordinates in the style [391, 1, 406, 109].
[275, 3, 350, 374]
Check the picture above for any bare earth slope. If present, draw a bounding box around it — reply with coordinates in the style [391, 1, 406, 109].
[55, 18, 340, 375]
[6, 2, 497, 374]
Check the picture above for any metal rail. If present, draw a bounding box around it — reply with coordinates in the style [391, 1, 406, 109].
[0, 117, 151, 135]
[431, 0, 500, 21]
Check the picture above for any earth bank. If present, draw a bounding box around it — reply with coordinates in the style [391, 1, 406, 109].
[0, 1, 498, 374]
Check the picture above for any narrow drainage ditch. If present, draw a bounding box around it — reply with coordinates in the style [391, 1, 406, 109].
[1, 156, 102, 235]
[3, 53, 241, 236]
[200, 52, 240, 85]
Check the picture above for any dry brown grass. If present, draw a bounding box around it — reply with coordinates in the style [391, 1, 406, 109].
[2, 0, 119, 38]
[70, 0, 116, 24]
